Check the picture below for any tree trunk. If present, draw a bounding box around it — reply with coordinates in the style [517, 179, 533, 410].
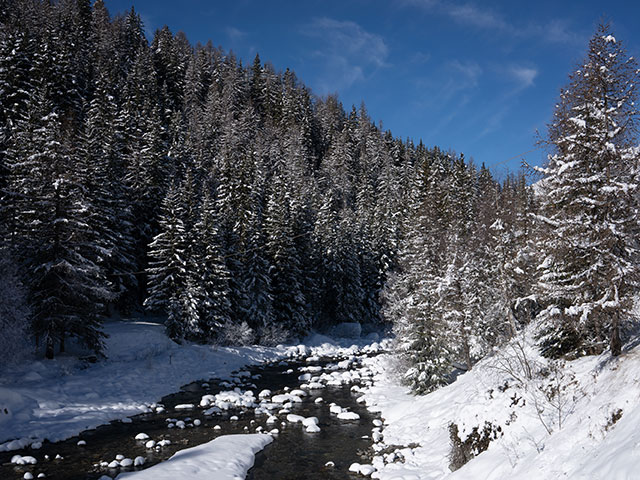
[610, 312, 622, 356]
[508, 305, 518, 338]
[59, 332, 65, 353]
[45, 336, 54, 359]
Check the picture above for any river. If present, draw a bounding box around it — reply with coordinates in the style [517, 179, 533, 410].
[1, 350, 380, 480]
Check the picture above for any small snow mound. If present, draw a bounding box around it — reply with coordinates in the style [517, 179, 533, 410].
[258, 389, 272, 398]
[271, 393, 302, 404]
[305, 423, 321, 433]
[11, 455, 37, 465]
[286, 414, 305, 424]
[338, 411, 360, 421]
[134, 433, 149, 441]
[302, 417, 319, 427]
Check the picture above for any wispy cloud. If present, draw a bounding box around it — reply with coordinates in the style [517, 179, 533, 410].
[532, 19, 582, 45]
[400, 0, 582, 46]
[410, 51, 432, 65]
[225, 26, 247, 42]
[303, 17, 390, 93]
[448, 60, 482, 87]
[418, 60, 481, 138]
[446, 3, 509, 31]
[508, 66, 538, 90]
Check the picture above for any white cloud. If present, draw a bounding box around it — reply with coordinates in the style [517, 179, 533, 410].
[303, 17, 390, 92]
[509, 66, 538, 89]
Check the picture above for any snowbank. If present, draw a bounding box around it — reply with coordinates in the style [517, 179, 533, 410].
[361, 334, 640, 480]
[116, 434, 272, 480]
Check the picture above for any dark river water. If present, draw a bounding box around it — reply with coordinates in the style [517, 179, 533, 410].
[0, 354, 378, 480]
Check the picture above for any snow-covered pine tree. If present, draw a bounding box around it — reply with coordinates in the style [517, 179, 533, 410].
[436, 156, 482, 371]
[7, 93, 111, 358]
[241, 209, 276, 342]
[145, 183, 190, 341]
[535, 23, 640, 358]
[492, 174, 537, 332]
[384, 154, 453, 393]
[265, 172, 308, 337]
[192, 190, 233, 340]
[0, 27, 35, 239]
[79, 74, 138, 310]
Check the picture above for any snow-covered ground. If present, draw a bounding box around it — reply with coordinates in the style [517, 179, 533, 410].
[360, 331, 640, 479]
[0, 318, 381, 451]
[115, 434, 273, 480]
[10, 317, 637, 480]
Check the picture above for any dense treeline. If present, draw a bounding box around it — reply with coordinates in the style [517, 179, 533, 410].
[0, 0, 454, 359]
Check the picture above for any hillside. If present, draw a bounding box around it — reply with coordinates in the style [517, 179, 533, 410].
[361, 328, 640, 479]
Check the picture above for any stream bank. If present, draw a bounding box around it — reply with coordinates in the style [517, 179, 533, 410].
[1, 344, 385, 480]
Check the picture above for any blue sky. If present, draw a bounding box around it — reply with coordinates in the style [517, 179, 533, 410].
[105, 0, 640, 176]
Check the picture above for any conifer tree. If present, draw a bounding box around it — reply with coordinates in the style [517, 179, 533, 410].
[7, 93, 111, 358]
[145, 183, 190, 340]
[192, 191, 233, 340]
[535, 23, 640, 358]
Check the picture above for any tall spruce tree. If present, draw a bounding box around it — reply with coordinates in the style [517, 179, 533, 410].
[535, 23, 640, 358]
[7, 95, 111, 358]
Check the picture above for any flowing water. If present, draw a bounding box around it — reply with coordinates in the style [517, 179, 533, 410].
[0, 354, 378, 480]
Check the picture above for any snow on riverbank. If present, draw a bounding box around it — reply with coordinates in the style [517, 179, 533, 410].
[115, 434, 272, 480]
[360, 332, 640, 479]
[0, 319, 381, 451]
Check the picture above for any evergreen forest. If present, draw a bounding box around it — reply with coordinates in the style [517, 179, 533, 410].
[1, 1, 638, 396]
